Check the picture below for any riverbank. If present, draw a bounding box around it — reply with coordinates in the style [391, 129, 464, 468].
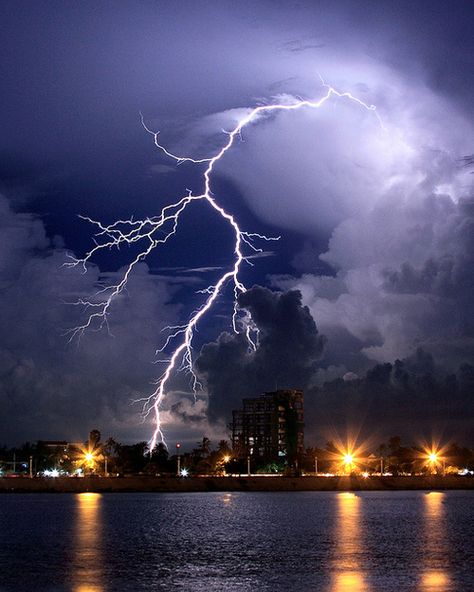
[1, 474, 474, 493]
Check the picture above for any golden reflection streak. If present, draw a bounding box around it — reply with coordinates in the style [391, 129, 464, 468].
[330, 492, 369, 592]
[419, 492, 451, 591]
[72, 492, 104, 592]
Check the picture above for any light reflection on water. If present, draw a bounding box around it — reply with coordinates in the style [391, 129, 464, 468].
[72, 493, 103, 592]
[331, 492, 369, 592]
[419, 492, 450, 592]
[0, 490, 473, 591]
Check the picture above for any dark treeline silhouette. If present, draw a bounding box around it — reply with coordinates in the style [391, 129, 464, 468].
[0, 434, 233, 477]
[1, 432, 473, 476]
[300, 437, 474, 476]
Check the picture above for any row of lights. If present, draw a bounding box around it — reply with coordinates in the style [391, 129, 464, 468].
[37, 445, 448, 478]
[336, 448, 443, 475]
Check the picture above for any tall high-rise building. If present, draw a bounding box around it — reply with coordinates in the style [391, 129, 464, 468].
[230, 389, 304, 464]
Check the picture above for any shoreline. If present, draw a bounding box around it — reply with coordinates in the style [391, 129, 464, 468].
[1, 475, 474, 493]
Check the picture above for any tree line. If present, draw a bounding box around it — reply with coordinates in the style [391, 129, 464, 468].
[1, 432, 473, 476]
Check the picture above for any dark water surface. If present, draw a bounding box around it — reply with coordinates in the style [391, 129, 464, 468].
[0, 490, 473, 591]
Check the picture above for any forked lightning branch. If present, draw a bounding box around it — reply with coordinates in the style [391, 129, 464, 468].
[65, 81, 382, 449]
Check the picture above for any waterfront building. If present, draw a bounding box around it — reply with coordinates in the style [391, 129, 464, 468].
[230, 389, 304, 464]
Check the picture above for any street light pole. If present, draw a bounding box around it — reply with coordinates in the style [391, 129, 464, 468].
[314, 456, 318, 475]
[176, 443, 181, 476]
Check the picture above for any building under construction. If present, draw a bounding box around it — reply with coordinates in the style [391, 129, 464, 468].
[230, 389, 304, 464]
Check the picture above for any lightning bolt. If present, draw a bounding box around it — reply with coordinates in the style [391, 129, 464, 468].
[65, 80, 382, 450]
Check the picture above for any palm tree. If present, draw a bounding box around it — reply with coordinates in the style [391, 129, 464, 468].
[217, 440, 231, 454]
[197, 437, 211, 457]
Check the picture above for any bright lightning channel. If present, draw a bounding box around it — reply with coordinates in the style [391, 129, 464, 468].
[65, 81, 381, 450]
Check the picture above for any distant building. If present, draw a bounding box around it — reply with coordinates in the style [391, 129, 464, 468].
[230, 389, 304, 464]
[36, 440, 84, 465]
[37, 440, 83, 454]
[37, 440, 69, 452]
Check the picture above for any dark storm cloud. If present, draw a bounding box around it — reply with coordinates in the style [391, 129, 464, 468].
[1, 1, 474, 442]
[0, 196, 179, 445]
[312, 349, 474, 444]
[195, 285, 325, 420]
[195, 284, 474, 443]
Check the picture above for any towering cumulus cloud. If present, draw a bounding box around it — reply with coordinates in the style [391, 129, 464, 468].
[1, 1, 473, 443]
[280, 191, 474, 372]
[189, 45, 474, 382]
[214, 67, 474, 376]
[196, 286, 326, 420]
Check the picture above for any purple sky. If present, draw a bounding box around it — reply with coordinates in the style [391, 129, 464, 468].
[1, 1, 473, 447]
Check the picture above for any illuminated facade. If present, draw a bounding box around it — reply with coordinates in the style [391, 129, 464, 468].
[230, 389, 304, 463]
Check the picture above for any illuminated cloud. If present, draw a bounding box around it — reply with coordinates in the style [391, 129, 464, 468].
[1, 2, 473, 443]
[215, 65, 474, 372]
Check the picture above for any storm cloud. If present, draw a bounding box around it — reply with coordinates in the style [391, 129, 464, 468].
[1, 2, 473, 444]
[195, 286, 326, 420]
[277, 191, 474, 373]
[0, 196, 178, 444]
[144, 3, 474, 380]
[311, 349, 474, 444]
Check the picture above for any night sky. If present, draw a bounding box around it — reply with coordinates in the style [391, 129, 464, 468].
[1, 1, 473, 447]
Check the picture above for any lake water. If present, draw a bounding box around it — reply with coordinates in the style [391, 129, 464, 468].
[0, 490, 473, 591]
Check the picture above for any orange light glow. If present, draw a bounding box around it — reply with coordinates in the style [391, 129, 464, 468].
[421, 492, 450, 590]
[340, 451, 357, 474]
[79, 447, 99, 471]
[73, 493, 103, 591]
[324, 432, 370, 476]
[331, 492, 369, 591]
[422, 446, 445, 474]
[343, 454, 354, 465]
[421, 571, 450, 591]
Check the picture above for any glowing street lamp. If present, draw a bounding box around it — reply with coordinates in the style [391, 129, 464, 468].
[342, 453, 354, 473]
[176, 443, 181, 476]
[80, 449, 98, 475]
[342, 453, 354, 474]
[426, 449, 445, 475]
[222, 454, 231, 476]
